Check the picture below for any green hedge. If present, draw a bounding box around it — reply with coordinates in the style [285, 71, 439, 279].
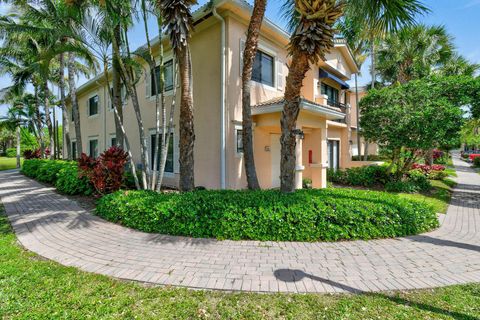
[21, 159, 92, 195]
[96, 189, 438, 242]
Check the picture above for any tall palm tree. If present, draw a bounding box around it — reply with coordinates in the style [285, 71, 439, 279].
[162, 0, 196, 192]
[241, 0, 267, 190]
[376, 25, 454, 84]
[280, 0, 344, 192]
[279, 0, 429, 192]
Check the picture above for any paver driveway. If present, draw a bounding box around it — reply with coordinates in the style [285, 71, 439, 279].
[1, 154, 479, 293]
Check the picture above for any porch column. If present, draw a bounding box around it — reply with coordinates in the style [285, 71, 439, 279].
[295, 129, 304, 189]
[320, 124, 328, 188]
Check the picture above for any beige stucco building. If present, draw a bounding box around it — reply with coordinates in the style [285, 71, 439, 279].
[66, 0, 375, 190]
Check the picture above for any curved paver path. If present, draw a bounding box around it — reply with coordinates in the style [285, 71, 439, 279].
[1, 154, 479, 293]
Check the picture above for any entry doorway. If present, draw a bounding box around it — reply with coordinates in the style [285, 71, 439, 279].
[327, 140, 340, 171]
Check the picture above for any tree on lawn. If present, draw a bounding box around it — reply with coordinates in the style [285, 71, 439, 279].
[360, 76, 479, 178]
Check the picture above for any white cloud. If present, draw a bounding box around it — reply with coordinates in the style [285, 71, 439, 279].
[463, 0, 480, 9]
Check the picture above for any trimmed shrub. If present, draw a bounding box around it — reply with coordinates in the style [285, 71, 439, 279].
[328, 165, 389, 187]
[36, 160, 69, 184]
[6, 148, 17, 158]
[55, 163, 93, 196]
[474, 157, 480, 168]
[22, 159, 93, 196]
[96, 188, 438, 242]
[351, 155, 387, 161]
[21, 159, 45, 178]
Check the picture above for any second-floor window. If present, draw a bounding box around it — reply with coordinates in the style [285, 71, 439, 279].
[252, 50, 274, 87]
[321, 83, 339, 105]
[151, 60, 174, 96]
[88, 95, 99, 116]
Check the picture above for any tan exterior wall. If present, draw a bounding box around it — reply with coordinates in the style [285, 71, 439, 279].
[66, 3, 359, 190]
[68, 20, 222, 189]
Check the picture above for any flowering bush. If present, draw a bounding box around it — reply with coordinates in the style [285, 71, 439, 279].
[411, 164, 445, 174]
[78, 146, 129, 195]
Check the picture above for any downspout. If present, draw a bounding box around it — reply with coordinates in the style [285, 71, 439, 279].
[213, 7, 226, 189]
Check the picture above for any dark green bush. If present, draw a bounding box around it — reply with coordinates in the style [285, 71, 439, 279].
[96, 189, 438, 242]
[21, 159, 45, 178]
[22, 159, 92, 196]
[36, 160, 69, 184]
[55, 163, 93, 196]
[328, 165, 389, 187]
[351, 155, 387, 161]
[407, 169, 432, 191]
[473, 157, 480, 168]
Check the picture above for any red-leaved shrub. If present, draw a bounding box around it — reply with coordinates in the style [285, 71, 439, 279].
[23, 149, 42, 159]
[411, 163, 446, 175]
[78, 146, 129, 195]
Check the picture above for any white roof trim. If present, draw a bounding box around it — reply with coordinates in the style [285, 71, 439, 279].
[252, 100, 345, 120]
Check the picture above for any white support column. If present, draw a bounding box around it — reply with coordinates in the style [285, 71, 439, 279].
[295, 129, 304, 189]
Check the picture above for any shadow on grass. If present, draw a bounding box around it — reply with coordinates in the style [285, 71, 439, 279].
[274, 269, 478, 320]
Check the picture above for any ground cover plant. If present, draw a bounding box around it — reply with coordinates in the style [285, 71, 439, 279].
[0, 206, 479, 319]
[96, 188, 438, 242]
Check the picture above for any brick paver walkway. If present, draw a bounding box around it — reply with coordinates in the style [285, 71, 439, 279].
[1, 154, 479, 293]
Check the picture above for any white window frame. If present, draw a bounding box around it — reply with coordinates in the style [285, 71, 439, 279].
[108, 86, 127, 112]
[87, 92, 100, 118]
[108, 133, 117, 148]
[148, 128, 178, 177]
[245, 40, 278, 91]
[147, 55, 176, 101]
[88, 136, 99, 158]
[234, 125, 244, 158]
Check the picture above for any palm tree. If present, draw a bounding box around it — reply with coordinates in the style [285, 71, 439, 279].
[241, 0, 267, 190]
[279, 0, 429, 192]
[279, 0, 344, 192]
[376, 25, 454, 84]
[162, 0, 196, 192]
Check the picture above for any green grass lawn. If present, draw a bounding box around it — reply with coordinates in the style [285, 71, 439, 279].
[0, 157, 22, 171]
[1, 207, 480, 319]
[398, 178, 456, 214]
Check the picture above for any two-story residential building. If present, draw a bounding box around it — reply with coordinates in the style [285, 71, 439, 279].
[66, 0, 368, 190]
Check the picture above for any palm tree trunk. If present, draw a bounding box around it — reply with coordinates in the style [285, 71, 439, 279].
[103, 60, 140, 190]
[141, 0, 162, 190]
[33, 84, 45, 158]
[178, 47, 195, 191]
[241, 0, 266, 190]
[115, 28, 150, 189]
[59, 53, 71, 160]
[156, 63, 178, 192]
[280, 52, 310, 193]
[43, 81, 54, 160]
[68, 52, 83, 158]
[16, 124, 20, 169]
[355, 73, 361, 158]
[112, 25, 124, 150]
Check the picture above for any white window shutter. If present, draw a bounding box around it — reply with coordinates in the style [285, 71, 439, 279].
[173, 132, 180, 173]
[239, 39, 246, 73]
[97, 94, 101, 113]
[87, 98, 90, 116]
[145, 68, 151, 99]
[277, 60, 284, 91]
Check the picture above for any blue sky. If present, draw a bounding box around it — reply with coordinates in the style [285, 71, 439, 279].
[1, 0, 480, 116]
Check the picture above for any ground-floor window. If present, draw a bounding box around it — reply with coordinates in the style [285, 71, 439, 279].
[327, 140, 340, 171]
[111, 137, 117, 148]
[236, 128, 243, 154]
[71, 141, 77, 159]
[89, 139, 98, 158]
[150, 133, 174, 173]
